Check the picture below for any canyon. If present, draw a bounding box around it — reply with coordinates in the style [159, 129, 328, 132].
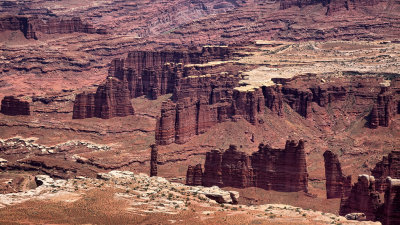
[0, 0, 400, 224]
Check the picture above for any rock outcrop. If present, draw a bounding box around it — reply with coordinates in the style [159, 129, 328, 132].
[323, 150, 352, 199]
[189, 140, 308, 192]
[370, 87, 397, 128]
[156, 73, 266, 145]
[279, 0, 383, 15]
[0, 15, 105, 40]
[109, 47, 232, 99]
[372, 151, 400, 192]
[1, 96, 30, 116]
[339, 175, 383, 221]
[186, 164, 203, 186]
[73, 77, 134, 119]
[383, 178, 400, 225]
[150, 144, 158, 177]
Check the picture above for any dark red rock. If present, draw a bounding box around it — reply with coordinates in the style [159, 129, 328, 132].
[323, 150, 352, 199]
[372, 151, 400, 192]
[383, 178, 400, 225]
[150, 144, 158, 177]
[198, 140, 308, 192]
[73, 77, 134, 119]
[1, 96, 30, 116]
[0, 15, 105, 40]
[155, 100, 177, 145]
[339, 175, 383, 221]
[263, 85, 283, 116]
[186, 164, 203, 186]
[370, 87, 396, 128]
[110, 47, 233, 99]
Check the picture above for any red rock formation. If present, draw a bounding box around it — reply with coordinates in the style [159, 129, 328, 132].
[150, 144, 158, 177]
[282, 87, 313, 118]
[339, 175, 383, 221]
[0, 96, 30, 116]
[110, 47, 232, 99]
[372, 151, 400, 192]
[155, 100, 177, 145]
[383, 178, 400, 225]
[0, 16, 105, 40]
[370, 87, 397, 128]
[251, 140, 309, 192]
[186, 164, 203, 186]
[0, 16, 37, 39]
[202, 149, 224, 187]
[197, 140, 308, 192]
[323, 150, 352, 199]
[263, 85, 283, 116]
[73, 77, 134, 119]
[279, 0, 382, 15]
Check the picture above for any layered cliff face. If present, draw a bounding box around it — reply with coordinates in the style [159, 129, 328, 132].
[156, 83, 265, 145]
[150, 144, 158, 177]
[109, 46, 232, 99]
[339, 175, 383, 221]
[186, 164, 203, 186]
[369, 86, 399, 129]
[0, 16, 105, 40]
[0, 96, 30, 116]
[323, 150, 352, 199]
[372, 151, 400, 192]
[72, 77, 134, 119]
[0, 16, 37, 39]
[279, 0, 382, 14]
[188, 140, 308, 193]
[383, 178, 400, 225]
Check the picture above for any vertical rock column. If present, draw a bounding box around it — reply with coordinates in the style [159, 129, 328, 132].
[150, 144, 158, 177]
[383, 178, 400, 225]
[323, 150, 352, 199]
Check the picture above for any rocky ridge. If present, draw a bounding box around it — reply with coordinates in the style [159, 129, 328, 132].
[187, 140, 308, 192]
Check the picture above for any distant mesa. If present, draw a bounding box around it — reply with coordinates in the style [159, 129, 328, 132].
[0, 96, 30, 116]
[0, 15, 106, 40]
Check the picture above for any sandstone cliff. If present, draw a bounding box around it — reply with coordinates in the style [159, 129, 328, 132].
[0, 16, 105, 40]
[72, 77, 134, 119]
[150, 144, 158, 177]
[1, 96, 30, 116]
[323, 150, 352, 199]
[188, 140, 308, 193]
[372, 151, 400, 192]
[339, 175, 382, 221]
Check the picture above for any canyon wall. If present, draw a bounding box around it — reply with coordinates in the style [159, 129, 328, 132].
[0, 16, 105, 40]
[279, 0, 385, 15]
[0, 96, 30, 116]
[188, 140, 308, 192]
[323, 150, 352, 199]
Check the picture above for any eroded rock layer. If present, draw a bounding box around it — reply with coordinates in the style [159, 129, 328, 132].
[372, 151, 400, 192]
[188, 140, 308, 192]
[72, 77, 134, 119]
[150, 144, 158, 177]
[383, 178, 400, 225]
[0, 96, 30, 116]
[323, 150, 352, 199]
[339, 175, 383, 221]
[0, 15, 105, 40]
